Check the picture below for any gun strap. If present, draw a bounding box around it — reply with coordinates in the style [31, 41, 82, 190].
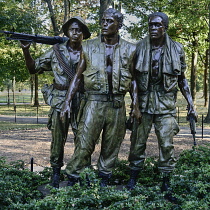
[53, 44, 74, 80]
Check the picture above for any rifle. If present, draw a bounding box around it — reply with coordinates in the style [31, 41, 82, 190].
[187, 106, 197, 146]
[0, 30, 68, 45]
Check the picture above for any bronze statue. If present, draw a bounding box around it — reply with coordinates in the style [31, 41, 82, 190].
[127, 12, 197, 201]
[20, 16, 91, 188]
[60, 8, 141, 187]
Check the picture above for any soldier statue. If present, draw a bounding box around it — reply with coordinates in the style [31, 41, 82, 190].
[20, 16, 91, 188]
[60, 8, 141, 187]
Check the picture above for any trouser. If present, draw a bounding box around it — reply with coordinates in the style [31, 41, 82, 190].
[48, 107, 78, 168]
[65, 99, 126, 178]
[129, 113, 179, 173]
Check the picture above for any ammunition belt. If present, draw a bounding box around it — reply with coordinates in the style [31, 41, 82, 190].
[53, 82, 69, 90]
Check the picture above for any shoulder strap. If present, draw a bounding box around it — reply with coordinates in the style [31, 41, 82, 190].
[53, 44, 74, 80]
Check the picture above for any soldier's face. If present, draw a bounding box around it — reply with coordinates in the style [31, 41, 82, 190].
[67, 22, 83, 43]
[148, 16, 165, 40]
[101, 14, 119, 36]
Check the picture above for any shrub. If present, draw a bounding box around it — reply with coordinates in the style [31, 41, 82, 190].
[0, 157, 49, 209]
[0, 144, 209, 209]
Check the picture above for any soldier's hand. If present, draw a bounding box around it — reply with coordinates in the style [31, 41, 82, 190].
[60, 101, 71, 122]
[19, 41, 31, 50]
[187, 105, 198, 122]
[131, 107, 142, 124]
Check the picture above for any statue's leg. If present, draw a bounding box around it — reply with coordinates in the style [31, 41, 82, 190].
[65, 101, 105, 184]
[97, 102, 126, 186]
[49, 108, 70, 188]
[154, 114, 179, 173]
[127, 112, 153, 189]
[154, 114, 179, 202]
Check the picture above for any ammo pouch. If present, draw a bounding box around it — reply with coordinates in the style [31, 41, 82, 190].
[41, 84, 54, 106]
[113, 95, 124, 108]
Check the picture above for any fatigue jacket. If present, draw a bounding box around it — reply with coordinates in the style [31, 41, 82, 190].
[135, 34, 186, 114]
[82, 36, 136, 95]
[35, 41, 80, 111]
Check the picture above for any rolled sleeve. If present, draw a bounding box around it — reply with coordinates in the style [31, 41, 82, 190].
[35, 47, 54, 73]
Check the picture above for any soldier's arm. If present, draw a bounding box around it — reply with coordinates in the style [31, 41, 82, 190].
[20, 41, 36, 74]
[130, 53, 142, 124]
[178, 72, 197, 120]
[60, 51, 86, 119]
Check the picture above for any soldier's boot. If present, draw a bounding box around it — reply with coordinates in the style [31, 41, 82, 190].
[51, 167, 61, 188]
[67, 174, 80, 187]
[161, 173, 177, 203]
[126, 170, 140, 190]
[98, 172, 111, 187]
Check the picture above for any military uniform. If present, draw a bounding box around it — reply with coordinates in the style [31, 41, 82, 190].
[65, 36, 136, 177]
[129, 34, 186, 173]
[35, 41, 82, 168]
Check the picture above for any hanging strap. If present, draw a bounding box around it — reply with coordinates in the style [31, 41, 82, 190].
[53, 44, 74, 80]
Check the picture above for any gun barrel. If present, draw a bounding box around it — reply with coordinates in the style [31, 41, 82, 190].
[188, 114, 197, 146]
[193, 133, 196, 146]
[0, 30, 68, 45]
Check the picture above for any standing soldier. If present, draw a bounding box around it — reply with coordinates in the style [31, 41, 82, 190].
[127, 12, 197, 202]
[61, 8, 141, 187]
[20, 17, 91, 188]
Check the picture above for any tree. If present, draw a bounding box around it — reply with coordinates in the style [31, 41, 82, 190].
[204, 49, 210, 122]
[0, 0, 47, 105]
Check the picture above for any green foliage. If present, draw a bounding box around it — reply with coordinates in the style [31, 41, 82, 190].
[1, 145, 209, 209]
[170, 145, 210, 209]
[0, 157, 49, 209]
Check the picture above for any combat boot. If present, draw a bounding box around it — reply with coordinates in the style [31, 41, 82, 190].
[67, 174, 80, 186]
[126, 169, 140, 190]
[161, 173, 177, 203]
[98, 172, 111, 187]
[51, 167, 61, 188]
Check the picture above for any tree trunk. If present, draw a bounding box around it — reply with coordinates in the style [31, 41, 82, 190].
[64, 0, 70, 23]
[7, 84, 10, 105]
[190, 46, 198, 104]
[12, 76, 16, 105]
[204, 49, 210, 123]
[30, 75, 34, 105]
[44, 0, 59, 35]
[99, 0, 112, 25]
[204, 49, 209, 107]
[33, 74, 39, 107]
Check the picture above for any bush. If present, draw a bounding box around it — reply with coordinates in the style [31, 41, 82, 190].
[0, 157, 49, 209]
[0, 144, 209, 209]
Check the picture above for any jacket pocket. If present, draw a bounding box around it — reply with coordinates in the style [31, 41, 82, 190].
[158, 91, 176, 111]
[83, 68, 100, 90]
[136, 70, 149, 92]
[119, 68, 132, 92]
[163, 73, 178, 92]
[138, 92, 148, 110]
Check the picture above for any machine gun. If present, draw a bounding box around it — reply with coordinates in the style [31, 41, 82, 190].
[0, 30, 68, 45]
[187, 106, 197, 147]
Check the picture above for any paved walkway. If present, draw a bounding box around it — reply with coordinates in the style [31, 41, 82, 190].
[1, 114, 209, 139]
[0, 114, 48, 124]
[0, 114, 209, 173]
